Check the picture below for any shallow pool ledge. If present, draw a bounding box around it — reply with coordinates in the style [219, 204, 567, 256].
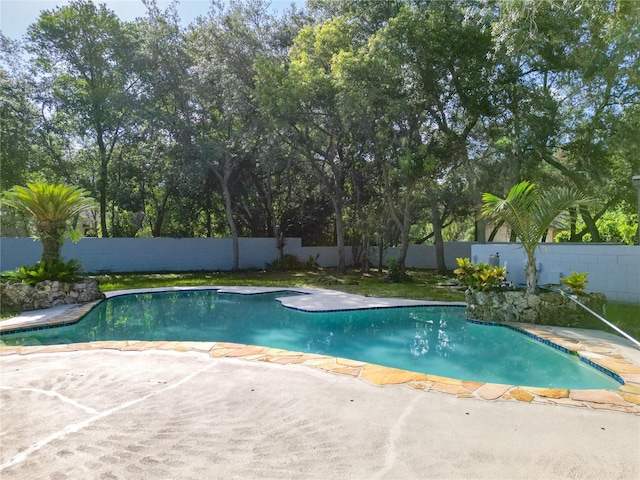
[103, 285, 467, 312]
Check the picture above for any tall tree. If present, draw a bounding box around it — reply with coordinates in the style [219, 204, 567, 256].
[27, 0, 140, 237]
[134, 0, 203, 237]
[491, 0, 640, 241]
[336, 0, 496, 270]
[0, 37, 40, 190]
[190, 0, 280, 270]
[256, 17, 361, 274]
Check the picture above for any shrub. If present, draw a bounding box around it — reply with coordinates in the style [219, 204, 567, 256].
[453, 257, 506, 290]
[266, 254, 319, 271]
[560, 271, 589, 295]
[3, 258, 82, 285]
[2, 182, 96, 263]
[384, 257, 411, 283]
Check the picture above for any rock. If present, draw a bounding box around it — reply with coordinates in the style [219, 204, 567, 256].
[527, 293, 542, 308]
[465, 288, 607, 327]
[0, 278, 104, 312]
[475, 291, 488, 306]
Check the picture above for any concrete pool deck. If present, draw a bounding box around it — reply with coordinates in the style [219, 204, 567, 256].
[1, 287, 639, 478]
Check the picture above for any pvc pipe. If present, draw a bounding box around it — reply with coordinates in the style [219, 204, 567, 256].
[551, 287, 640, 349]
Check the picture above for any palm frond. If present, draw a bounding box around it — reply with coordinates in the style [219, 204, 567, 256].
[480, 181, 593, 258]
[530, 186, 595, 239]
[481, 181, 538, 255]
[2, 182, 96, 223]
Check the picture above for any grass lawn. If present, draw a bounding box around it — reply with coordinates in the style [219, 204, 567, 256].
[2, 268, 638, 341]
[605, 301, 640, 341]
[95, 268, 466, 302]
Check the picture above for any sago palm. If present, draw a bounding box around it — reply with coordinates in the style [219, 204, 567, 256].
[2, 182, 96, 262]
[480, 181, 593, 294]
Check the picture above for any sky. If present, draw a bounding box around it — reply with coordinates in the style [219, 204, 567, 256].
[0, 0, 304, 41]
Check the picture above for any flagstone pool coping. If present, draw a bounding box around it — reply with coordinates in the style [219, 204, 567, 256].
[1, 286, 639, 414]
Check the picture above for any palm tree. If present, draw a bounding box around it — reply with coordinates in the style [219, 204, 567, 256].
[2, 182, 96, 263]
[480, 181, 593, 294]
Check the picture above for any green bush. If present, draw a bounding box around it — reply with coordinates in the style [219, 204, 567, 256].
[266, 254, 319, 271]
[560, 271, 589, 295]
[3, 258, 82, 285]
[384, 257, 411, 283]
[453, 257, 506, 290]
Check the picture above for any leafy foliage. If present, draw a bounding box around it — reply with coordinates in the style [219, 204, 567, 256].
[26, 0, 139, 237]
[1, 0, 638, 259]
[266, 254, 320, 271]
[480, 181, 593, 293]
[453, 257, 507, 290]
[555, 204, 639, 245]
[3, 258, 82, 285]
[560, 271, 589, 295]
[2, 182, 96, 223]
[384, 257, 411, 283]
[2, 182, 96, 263]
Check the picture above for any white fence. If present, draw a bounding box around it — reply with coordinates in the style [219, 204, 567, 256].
[472, 243, 640, 303]
[0, 237, 471, 274]
[2, 237, 637, 303]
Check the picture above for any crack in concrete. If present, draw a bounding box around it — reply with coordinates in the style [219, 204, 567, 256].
[372, 393, 421, 479]
[0, 385, 99, 415]
[0, 361, 217, 472]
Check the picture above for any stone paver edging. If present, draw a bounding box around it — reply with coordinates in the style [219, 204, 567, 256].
[1, 287, 639, 415]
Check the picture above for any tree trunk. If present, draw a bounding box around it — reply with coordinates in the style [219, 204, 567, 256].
[361, 234, 369, 272]
[395, 193, 414, 273]
[378, 234, 384, 272]
[525, 253, 537, 294]
[221, 180, 239, 272]
[152, 192, 170, 237]
[212, 154, 240, 272]
[205, 191, 213, 238]
[580, 208, 602, 242]
[37, 220, 66, 262]
[274, 224, 285, 259]
[333, 196, 346, 275]
[396, 212, 411, 273]
[431, 208, 447, 274]
[97, 127, 109, 238]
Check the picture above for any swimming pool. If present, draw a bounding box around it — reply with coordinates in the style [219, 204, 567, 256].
[0, 290, 622, 390]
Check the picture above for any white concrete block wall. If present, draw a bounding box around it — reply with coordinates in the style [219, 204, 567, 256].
[66, 238, 230, 272]
[377, 243, 473, 270]
[0, 237, 281, 273]
[289, 245, 355, 268]
[2, 237, 635, 302]
[0, 238, 41, 269]
[472, 243, 640, 303]
[1, 238, 471, 272]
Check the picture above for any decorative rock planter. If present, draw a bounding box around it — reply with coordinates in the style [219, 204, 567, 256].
[465, 288, 607, 328]
[1, 278, 104, 312]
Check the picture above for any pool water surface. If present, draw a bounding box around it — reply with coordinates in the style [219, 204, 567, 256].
[0, 290, 622, 390]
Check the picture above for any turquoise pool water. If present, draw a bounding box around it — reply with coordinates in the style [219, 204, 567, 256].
[1, 290, 622, 389]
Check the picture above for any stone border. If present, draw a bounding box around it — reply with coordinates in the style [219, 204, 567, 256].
[0, 278, 103, 312]
[1, 288, 639, 414]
